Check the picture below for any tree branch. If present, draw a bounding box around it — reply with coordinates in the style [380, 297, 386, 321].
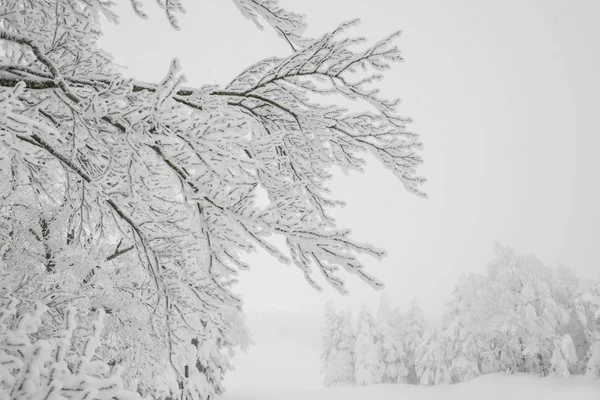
[39, 218, 56, 273]
[15, 134, 149, 269]
[0, 28, 80, 103]
[106, 245, 135, 262]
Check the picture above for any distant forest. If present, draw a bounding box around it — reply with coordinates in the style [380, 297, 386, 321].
[321, 244, 600, 386]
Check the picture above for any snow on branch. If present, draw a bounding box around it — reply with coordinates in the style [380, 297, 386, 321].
[0, 296, 147, 400]
[127, 0, 308, 45]
[231, 0, 308, 47]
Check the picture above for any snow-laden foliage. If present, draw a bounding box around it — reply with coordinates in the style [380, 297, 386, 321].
[0, 0, 424, 397]
[0, 295, 146, 400]
[320, 302, 355, 386]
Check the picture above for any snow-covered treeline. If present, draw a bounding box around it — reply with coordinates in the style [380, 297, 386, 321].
[321, 297, 426, 386]
[321, 244, 600, 387]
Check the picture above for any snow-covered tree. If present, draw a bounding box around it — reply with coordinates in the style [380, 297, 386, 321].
[354, 306, 383, 385]
[339, 309, 357, 384]
[574, 277, 600, 379]
[549, 334, 577, 377]
[0, 0, 425, 397]
[443, 315, 481, 381]
[586, 309, 600, 379]
[400, 299, 427, 384]
[415, 245, 588, 385]
[413, 274, 488, 385]
[321, 302, 355, 386]
[414, 326, 442, 386]
[483, 245, 571, 376]
[552, 265, 589, 374]
[375, 295, 407, 383]
[322, 302, 339, 370]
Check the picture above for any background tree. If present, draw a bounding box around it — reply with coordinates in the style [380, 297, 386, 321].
[0, 0, 424, 397]
[321, 302, 355, 386]
[338, 309, 357, 384]
[319, 248, 592, 388]
[438, 275, 487, 383]
[553, 264, 589, 374]
[574, 276, 600, 378]
[483, 245, 572, 376]
[354, 305, 383, 385]
[411, 245, 593, 386]
[375, 295, 407, 383]
[414, 326, 442, 386]
[400, 299, 427, 384]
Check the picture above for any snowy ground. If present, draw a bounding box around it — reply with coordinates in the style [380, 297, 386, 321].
[220, 373, 600, 400]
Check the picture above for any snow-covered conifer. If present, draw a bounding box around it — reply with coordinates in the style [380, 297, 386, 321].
[586, 309, 600, 379]
[321, 302, 355, 386]
[414, 327, 441, 386]
[575, 277, 600, 379]
[338, 309, 357, 385]
[400, 299, 427, 384]
[375, 295, 406, 383]
[549, 334, 578, 377]
[552, 265, 588, 374]
[443, 275, 488, 383]
[354, 306, 383, 385]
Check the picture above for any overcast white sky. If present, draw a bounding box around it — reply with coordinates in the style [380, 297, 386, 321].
[100, 0, 600, 390]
